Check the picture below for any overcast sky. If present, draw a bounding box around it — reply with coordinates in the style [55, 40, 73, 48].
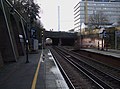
[36, 0, 80, 31]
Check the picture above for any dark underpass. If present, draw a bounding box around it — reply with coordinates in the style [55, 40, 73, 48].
[51, 38, 75, 46]
[44, 31, 77, 46]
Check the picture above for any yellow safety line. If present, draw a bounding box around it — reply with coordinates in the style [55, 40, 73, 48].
[31, 52, 43, 89]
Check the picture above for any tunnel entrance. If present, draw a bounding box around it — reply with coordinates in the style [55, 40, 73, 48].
[44, 37, 75, 46]
[61, 38, 75, 46]
[45, 38, 52, 46]
[52, 38, 59, 46]
[44, 31, 77, 46]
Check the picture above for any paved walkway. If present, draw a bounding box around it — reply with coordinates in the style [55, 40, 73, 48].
[36, 49, 69, 89]
[0, 51, 41, 89]
[0, 49, 69, 89]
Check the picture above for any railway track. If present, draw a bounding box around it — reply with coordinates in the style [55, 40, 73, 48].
[63, 47, 120, 80]
[50, 46, 120, 89]
[50, 47, 103, 89]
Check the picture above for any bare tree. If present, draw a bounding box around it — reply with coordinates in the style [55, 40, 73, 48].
[10, 0, 40, 21]
[88, 11, 108, 28]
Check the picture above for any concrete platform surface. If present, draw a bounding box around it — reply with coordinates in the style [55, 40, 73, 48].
[36, 49, 69, 89]
[0, 49, 69, 89]
[82, 48, 120, 58]
[0, 51, 41, 89]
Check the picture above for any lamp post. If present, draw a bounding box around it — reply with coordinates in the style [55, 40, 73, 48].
[20, 17, 29, 63]
[80, 25, 82, 49]
[25, 0, 33, 63]
[101, 35, 104, 50]
[26, 39, 29, 63]
[101, 30, 106, 50]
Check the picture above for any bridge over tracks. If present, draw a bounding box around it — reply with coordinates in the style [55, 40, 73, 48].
[44, 31, 78, 46]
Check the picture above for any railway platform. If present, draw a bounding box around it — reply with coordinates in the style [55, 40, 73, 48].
[82, 48, 120, 58]
[0, 49, 68, 89]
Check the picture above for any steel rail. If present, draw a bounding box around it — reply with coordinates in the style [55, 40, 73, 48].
[62, 47, 120, 80]
[54, 47, 108, 89]
[55, 47, 119, 89]
[61, 48, 120, 81]
[50, 48, 76, 89]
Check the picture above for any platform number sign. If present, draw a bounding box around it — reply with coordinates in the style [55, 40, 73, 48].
[103, 30, 107, 38]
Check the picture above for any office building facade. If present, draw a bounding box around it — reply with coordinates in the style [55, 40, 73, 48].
[74, 0, 120, 31]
